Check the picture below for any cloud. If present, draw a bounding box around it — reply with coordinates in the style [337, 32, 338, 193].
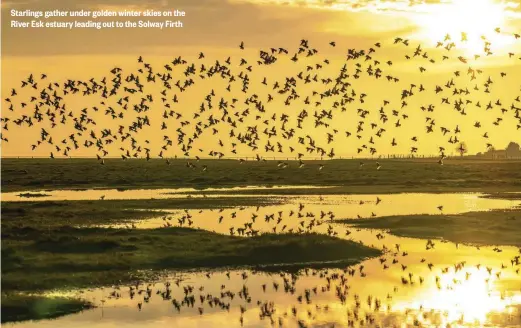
[1, 0, 380, 56]
[230, 0, 521, 16]
[3, 0, 518, 58]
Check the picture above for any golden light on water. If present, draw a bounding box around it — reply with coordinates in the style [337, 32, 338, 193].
[430, 269, 502, 324]
[396, 267, 519, 326]
[414, 0, 513, 55]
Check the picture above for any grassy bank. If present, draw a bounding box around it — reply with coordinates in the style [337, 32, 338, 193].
[1, 199, 381, 322]
[2, 226, 381, 292]
[1, 295, 94, 323]
[342, 208, 521, 246]
[0, 197, 279, 228]
[2, 158, 521, 193]
[483, 192, 521, 200]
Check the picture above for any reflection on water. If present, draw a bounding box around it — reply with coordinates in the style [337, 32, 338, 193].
[1, 185, 331, 202]
[4, 192, 521, 328]
[101, 193, 520, 230]
[8, 234, 521, 328]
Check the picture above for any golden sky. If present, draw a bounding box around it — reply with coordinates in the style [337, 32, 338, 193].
[1, 0, 521, 159]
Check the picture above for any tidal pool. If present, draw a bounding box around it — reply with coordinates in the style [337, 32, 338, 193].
[0, 185, 331, 202]
[99, 192, 520, 230]
[3, 191, 521, 328]
[7, 227, 521, 328]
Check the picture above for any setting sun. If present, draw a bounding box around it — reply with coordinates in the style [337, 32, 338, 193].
[395, 267, 517, 326]
[415, 0, 512, 55]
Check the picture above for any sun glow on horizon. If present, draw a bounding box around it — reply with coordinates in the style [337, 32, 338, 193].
[414, 0, 514, 56]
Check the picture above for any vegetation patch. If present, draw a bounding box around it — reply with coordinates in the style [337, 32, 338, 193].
[341, 208, 521, 246]
[1, 294, 94, 323]
[2, 158, 521, 193]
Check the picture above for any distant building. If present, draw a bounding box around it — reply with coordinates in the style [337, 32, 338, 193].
[476, 142, 521, 159]
[491, 149, 507, 159]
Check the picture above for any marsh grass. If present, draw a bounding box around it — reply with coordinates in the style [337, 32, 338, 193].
[1, 197, 381, 323]
[1, 199, 380, 292]
[0, 197, 278, 228]
[342, 208, 521, 246]
[0, 295, 94, 323]
[2, 158, 520, 323]
[1, 226, 381, 292]
[2, 158, 521, 193]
